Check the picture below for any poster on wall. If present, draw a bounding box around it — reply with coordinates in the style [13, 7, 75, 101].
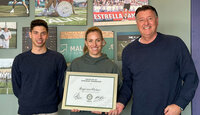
[35, 0, 87, 25]
[0, 0, 29, 17]
[60, 31, 114, 63]
[22, 27, 57, 52]
[0, 59, 13, 94]
[0, 22, 17, 49]
[117, 32, 140, 61]
[93, 0, 148, 26]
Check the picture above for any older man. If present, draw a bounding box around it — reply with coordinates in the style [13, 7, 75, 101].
[111, 5, 199, 115]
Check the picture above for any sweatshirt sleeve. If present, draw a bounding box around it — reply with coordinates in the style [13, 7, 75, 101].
[11, 56, 21, 98]
[57, 54, 67, 103]
[111, 62, 123, 93]
[117, 47, 133, 107]
[174, 38, 199, 110]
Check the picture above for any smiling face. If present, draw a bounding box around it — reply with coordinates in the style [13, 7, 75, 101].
[29, 26, 48, 50]
[136, 9, 158, 40]
[85, 31, 105, 58]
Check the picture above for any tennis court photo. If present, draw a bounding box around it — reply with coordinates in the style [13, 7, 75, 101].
[35, 0, 87, 25]
[0, 0, 29, 17]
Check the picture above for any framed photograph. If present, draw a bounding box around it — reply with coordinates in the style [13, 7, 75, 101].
[117, 32, 140, 61]
[22, 27, 57, 52]
[0, 59, 14, 94]
[0, 22, 17, 49]
[60, 31, 114, 63]
[93, 0, 148, 26]
[62, 72, 118, 112]
[35, 0, 87, 25]
[0, 0, 29, 17]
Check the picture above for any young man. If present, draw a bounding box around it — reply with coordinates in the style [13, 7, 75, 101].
[10, 0, 29, 14]
[12, 19, 67, 115]
[111, 5, 199, 115]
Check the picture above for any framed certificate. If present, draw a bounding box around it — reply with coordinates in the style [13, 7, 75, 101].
[62, 72, 118, 112]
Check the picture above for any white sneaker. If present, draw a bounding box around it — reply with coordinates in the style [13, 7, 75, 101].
[37, 9, 48, 16]
[47, 10, 53, 15]
[47, 9, 57, 16]
[10, 9, 14, 13]
[26, 9, 29, 14]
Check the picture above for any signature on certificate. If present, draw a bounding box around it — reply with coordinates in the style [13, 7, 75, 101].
[73, 92, 82, 100]
[94, 96, 104, 102]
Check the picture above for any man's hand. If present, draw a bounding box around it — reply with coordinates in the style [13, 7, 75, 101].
[164, 104, 181, 115]
[116, 103, 125, 114]
[106, 102, 125, 115]
[106, 109, 118, 115]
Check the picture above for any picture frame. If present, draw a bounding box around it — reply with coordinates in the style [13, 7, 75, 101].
[62, 72, 118, 112]
[117, 32, 140, 61]
[35, 0, 87, 26]
[93, 0, 148, 26]
[0, 0, 29, 17]
[0, 58, 14, 94]
[0, 22, 17, 49]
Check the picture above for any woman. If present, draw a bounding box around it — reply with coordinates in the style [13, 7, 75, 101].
[68, 26, 122, 115]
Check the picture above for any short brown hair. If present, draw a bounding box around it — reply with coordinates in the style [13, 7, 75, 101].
[30, 19, 48, 32]
[135, 5, 158, 17]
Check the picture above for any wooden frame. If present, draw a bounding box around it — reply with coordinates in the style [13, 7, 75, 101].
[62, 72, 118, 112]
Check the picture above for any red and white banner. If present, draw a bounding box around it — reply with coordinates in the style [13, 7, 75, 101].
[93, 11, 136, 21]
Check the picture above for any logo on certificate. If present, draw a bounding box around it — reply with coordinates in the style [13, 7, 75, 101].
[86, 94, 93, 101]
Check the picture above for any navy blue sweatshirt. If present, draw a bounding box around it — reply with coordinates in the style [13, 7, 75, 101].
[12, 49, 67, 114]
[118, 32, 199, 115]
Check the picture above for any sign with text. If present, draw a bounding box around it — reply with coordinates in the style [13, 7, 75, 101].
[62, 72, 118, 112]
[93, 0, 148, 26]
